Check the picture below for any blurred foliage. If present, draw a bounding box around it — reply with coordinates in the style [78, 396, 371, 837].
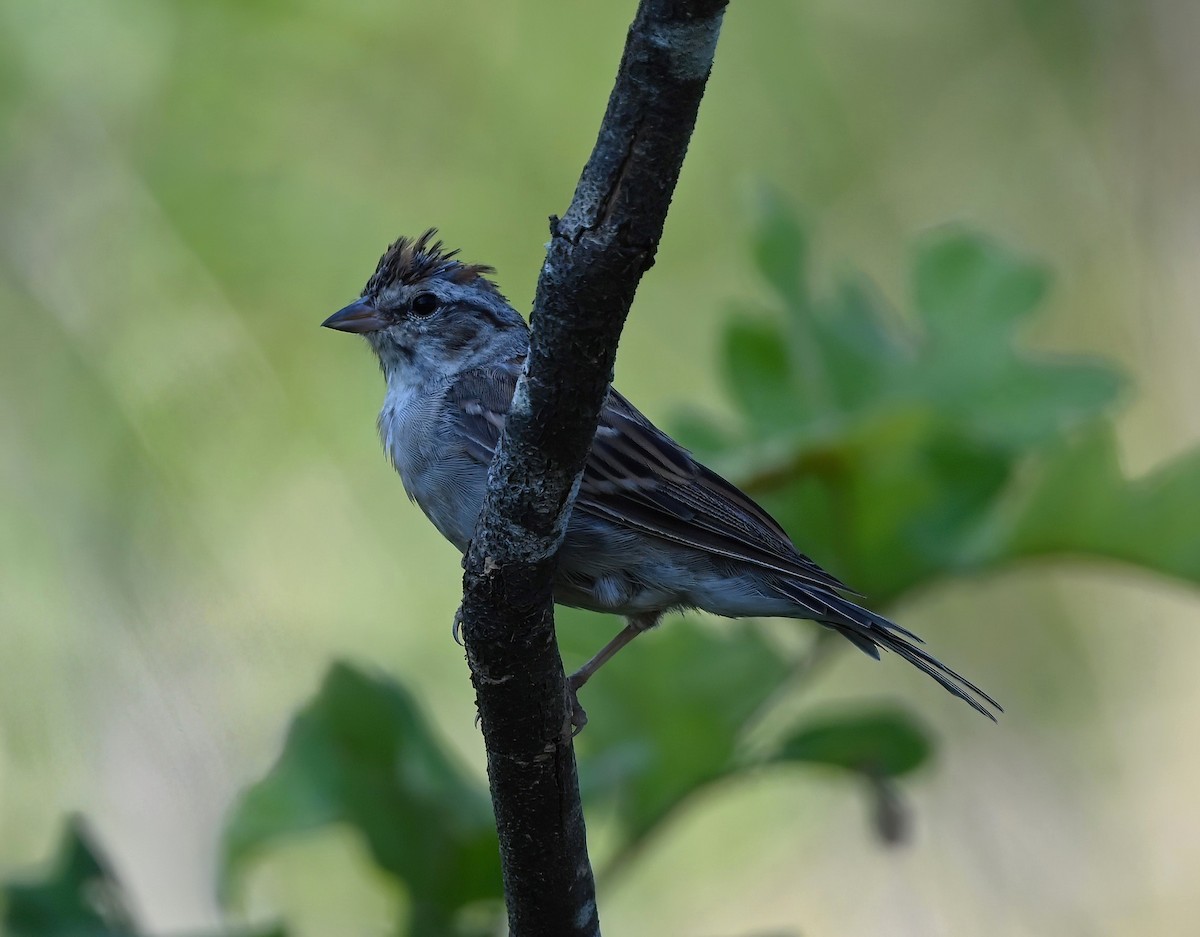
[220, 664, 500, 937]
[684, 197, 1199, 603]
[774, 709, 931, 778]
[9, 195, 1196, 934]
[2, 819, 141, 937]
[1, 818, 284, 937]
[772, 707, 934, 846]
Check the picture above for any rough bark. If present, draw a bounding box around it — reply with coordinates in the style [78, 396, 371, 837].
[458, 1, 728, 935]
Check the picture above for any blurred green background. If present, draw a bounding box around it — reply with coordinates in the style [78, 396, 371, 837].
[2, 1, 1199, 934]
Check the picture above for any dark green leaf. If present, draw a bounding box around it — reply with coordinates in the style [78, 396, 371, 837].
[760, 417, 1012, 601]
[2, 818, 139, 937]
[220, 662, 501, 936]
[561, 614, 790, 843]
[774, 709, 934, 778]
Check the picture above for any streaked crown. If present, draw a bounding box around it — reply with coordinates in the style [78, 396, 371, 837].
[362, 229, 500, 300]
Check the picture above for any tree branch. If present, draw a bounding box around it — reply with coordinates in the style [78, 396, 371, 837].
[457, 1, 728, 934]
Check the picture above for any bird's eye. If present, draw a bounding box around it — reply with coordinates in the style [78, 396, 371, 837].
[410, 292, 440, 317]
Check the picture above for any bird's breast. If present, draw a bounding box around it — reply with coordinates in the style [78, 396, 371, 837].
[378, 387, 486, 553]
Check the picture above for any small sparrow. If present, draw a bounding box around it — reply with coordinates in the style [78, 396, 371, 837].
[323, 231, 1000, 729]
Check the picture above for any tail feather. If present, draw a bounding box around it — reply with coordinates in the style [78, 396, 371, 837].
[774, 582, 1002, 721]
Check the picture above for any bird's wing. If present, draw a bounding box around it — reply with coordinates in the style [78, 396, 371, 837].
[444, 359, 521, 466]
[446, 363, 848, 592]
[578, 389, 851, 591]
[447, 363, 1001, 720]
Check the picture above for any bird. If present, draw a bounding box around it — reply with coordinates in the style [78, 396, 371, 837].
[322, 230, 1000, 731]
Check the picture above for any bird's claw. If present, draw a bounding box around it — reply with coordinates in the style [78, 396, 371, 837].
[566, 674, 588, 737]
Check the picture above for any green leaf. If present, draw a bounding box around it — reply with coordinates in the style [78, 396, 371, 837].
[952, 356, 1124, 448]
[760, 417, 1013, 601]
[719, 313, 799, 432]
[993, 428, 1200, 582]
[808, 275, 912, 411]
[914, 230, 1050, 336]
[561, 614, 790, 844]
[1, 820, 289, 937]
[2, 818, 139, 937]
[750, 191, 808, 306]
[772, 710, 933, 848]
[773, 709, 934, 778]
[713, 199, 1193, 622]
[220, 662, 501, 937]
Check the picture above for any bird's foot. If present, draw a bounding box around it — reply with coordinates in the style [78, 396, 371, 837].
[566, 673, 589, 737]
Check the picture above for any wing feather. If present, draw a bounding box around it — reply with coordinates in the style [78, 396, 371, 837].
[443, 366, 1000, 720]
[447, 371, 848, 593]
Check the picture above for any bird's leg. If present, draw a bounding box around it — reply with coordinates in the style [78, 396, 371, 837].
[566, 613, 660, 735]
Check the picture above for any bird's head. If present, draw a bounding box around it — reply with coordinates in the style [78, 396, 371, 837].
[323, 229, 527, 380]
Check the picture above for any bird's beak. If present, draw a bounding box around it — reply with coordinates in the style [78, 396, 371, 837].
[322, 298, 386, 333]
